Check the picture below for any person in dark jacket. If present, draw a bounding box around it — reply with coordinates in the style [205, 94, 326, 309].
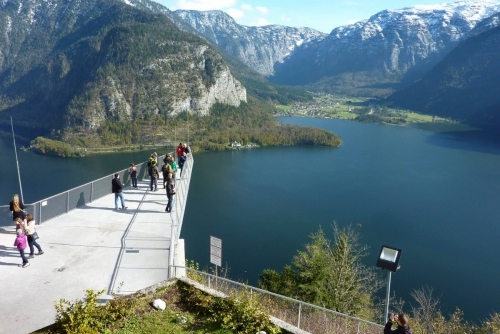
[384, 313, 412, 334]
[149, 164, 160, 191]
[178, 151, 187, 178]
[165, 177, 175, 213]
[9, 193, 25, 223]
[111, 173, 127, 210]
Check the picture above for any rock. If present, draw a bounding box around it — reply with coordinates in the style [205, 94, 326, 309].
[152, 299, 166, 310]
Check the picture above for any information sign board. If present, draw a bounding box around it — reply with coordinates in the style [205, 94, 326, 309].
[210, 236, 222, 267]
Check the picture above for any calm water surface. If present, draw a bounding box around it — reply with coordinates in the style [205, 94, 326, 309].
[181, 117, 500, 323]
[1, 117, 499, 323]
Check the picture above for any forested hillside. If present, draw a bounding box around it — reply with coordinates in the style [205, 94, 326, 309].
[387, 23, 500, 129]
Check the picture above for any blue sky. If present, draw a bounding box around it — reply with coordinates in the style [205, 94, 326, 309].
[155, 0, 460, 33]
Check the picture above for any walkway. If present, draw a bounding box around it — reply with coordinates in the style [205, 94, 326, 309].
[0, 161, 192, 334]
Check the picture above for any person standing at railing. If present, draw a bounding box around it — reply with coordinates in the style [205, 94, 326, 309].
[178, 151, 187, 179]
[176, 142, 184, 164]
[183, 143, 190, 156]
[129, 163, 138, 189]
[165, 177, 175, 213]
[9, 193, 26, 224]
[112, 173, 128, 210]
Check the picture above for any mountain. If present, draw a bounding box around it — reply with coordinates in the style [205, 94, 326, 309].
[271, 0, 500, 95]
[387, 15, 500, 129]
[0, 0, 246, 132]
[173, 10, 327, 77]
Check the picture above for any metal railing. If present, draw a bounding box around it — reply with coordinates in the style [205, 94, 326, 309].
[167, 153, 193, 278]
[172, 266, 384, 334]
[0, 152, 193, 228]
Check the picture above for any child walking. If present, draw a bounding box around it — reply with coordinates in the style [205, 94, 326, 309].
[14, 228, 30, 268]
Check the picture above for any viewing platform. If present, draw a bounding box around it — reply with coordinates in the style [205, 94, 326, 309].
[0, 155, 193, 334]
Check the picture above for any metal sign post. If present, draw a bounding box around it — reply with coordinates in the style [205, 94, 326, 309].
[210, 236, 222, 288]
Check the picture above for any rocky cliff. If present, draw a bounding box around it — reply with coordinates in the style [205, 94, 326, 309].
[0, 0, 246, 131]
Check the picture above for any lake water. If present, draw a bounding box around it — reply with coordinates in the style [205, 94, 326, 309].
[1, 117, 499, 323]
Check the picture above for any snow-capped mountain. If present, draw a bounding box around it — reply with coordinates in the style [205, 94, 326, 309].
[270, 0, 500, 88]
[174, 10, 327, 77]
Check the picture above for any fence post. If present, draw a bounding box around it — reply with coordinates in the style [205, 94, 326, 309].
[298, 301, 302, 329]
[66, 191, 70, 213]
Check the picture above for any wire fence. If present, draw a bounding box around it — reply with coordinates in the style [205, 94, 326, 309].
[0, 153, 189, 227]
[172, 266, 384, 334]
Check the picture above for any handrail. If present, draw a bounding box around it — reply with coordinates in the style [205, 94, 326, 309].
[168, 153, 193, 278]
[0, 152, 192, 227]
[174, 266, 384, 334]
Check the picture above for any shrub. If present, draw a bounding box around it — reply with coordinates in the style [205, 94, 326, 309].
[53, 288, 134, 334]
[177, 281, 282, 334]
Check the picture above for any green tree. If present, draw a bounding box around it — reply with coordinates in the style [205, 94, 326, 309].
[259, 224, 381, 318]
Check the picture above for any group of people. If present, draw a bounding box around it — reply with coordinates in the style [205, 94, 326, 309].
[9, 194, 44, 268]
[111, 143, 190, 213]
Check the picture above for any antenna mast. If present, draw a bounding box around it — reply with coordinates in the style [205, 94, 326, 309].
[10, 116, 24, 203]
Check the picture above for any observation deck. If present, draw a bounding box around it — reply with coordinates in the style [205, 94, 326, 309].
[0, 154, 193, 334]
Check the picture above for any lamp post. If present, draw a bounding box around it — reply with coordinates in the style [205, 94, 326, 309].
[376, 245, 402, 324]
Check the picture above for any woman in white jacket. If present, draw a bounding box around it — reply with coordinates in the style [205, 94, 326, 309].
[25, 213, 44, 259]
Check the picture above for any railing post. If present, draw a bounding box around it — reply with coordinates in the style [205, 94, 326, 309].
[66, 191, 69, 213]
[298, 301, 302, 329]
[90, 181, 94, 203]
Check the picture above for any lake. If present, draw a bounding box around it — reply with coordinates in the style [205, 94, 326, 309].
[1, 117, 499, 323]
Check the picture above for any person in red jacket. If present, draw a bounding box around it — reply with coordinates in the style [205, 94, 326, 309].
[176, 142, 184, 164]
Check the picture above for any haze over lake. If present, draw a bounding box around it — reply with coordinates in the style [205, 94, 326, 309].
[1, 117, 499, 323]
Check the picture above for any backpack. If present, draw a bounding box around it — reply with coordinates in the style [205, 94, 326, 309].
[148, 164, 154, 176]
[130, 169, 137, 178]
[170, 161, 178, 172]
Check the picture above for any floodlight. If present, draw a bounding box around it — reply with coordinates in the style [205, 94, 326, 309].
[376, 245, 402, 324]
[376, 245, 402, 272]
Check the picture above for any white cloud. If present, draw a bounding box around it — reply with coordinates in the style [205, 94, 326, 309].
[175, 0, 237, 11]
[255, 6, 268, 14]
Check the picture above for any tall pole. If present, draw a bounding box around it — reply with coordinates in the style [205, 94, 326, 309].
[186, 110, 189, 147]
[10, 117, 24, 203]
[384, 270, 392, 324]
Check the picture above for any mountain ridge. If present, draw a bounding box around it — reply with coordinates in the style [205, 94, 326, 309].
[0, 0, 246, 132]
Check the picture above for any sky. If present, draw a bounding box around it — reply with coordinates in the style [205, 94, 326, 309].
[155, 0, 458, 33]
